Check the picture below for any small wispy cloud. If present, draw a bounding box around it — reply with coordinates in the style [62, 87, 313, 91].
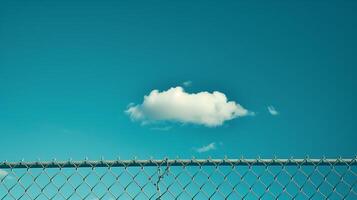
[267, 105, 279, 116]
[182, 81, 192, 87]
[195, 142, 217, 153]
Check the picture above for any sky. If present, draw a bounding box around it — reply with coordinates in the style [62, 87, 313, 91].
[0, 0, 357, 161]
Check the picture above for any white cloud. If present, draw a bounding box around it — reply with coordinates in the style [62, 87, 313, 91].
[0, 169, 8, 178]
[196, 142, 216, 153]
[267, 105, 279, 115]
[126, 86, 250, 127]
[150, 126, 172, 131]
[182, 81, 192, 87]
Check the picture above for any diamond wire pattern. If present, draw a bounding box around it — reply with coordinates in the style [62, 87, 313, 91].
[0, 158, 356, 200]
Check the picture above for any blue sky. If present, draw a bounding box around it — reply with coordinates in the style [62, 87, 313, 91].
[0, 0, 356, 161]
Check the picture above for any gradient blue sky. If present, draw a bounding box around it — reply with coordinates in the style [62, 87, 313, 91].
[1, 0, 356, 161]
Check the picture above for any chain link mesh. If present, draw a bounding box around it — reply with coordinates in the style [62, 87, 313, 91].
[1, 158, 356, 199]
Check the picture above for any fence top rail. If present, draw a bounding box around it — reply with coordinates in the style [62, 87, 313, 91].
[1, 158, 356, 169]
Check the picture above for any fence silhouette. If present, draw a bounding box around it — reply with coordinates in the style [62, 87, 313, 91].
[1, 158, 356, 199]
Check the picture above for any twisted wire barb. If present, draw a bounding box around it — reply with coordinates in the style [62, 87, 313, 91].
[1, 158, 356, 169]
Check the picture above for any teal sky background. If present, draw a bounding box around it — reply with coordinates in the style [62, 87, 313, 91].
[0, 0, 356, 161]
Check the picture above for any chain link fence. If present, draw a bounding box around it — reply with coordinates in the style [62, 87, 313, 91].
[1, 158, 356, 199]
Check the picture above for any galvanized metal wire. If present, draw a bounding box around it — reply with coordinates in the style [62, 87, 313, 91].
[1, 158, 356, 199]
